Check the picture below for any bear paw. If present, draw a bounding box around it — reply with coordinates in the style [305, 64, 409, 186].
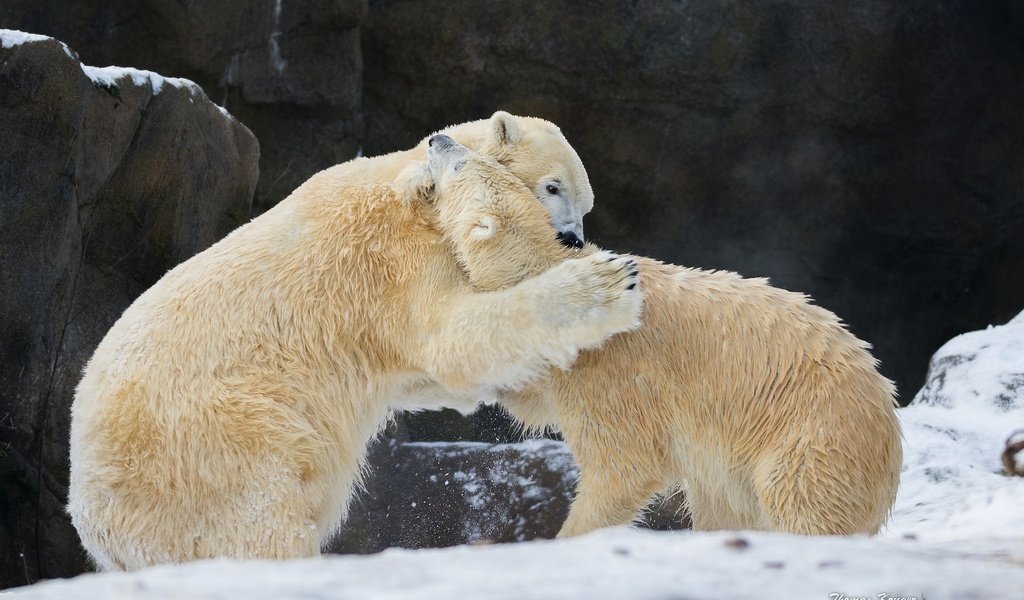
[543, 250, 643, 345]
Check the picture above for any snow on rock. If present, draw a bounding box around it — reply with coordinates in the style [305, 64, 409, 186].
[0, 30, 51, 48]
[79, 64, 198, 95]
[1, 29, 74, 57]
[1, 28, 258, 585]
[886, 310, 1024, 541]
[328, 437, 688, 556]
[1, 29, 223, 105]
[328, 439, 585, 554]
[6, 314, 1024, 598]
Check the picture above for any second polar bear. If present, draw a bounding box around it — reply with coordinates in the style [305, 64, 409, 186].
[497, 255, 902, 536]
[68, 132, 639, 569]
[320, 110, 593, 249]
[421, 138, 901, 535]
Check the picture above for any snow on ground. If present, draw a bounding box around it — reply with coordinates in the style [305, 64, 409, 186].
[6, 529, 1023, 600]
[6, 314, 1024, 599]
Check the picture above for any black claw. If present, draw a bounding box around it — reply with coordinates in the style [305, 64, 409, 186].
[627, 283, 636, 290]
[629, 270, 638, 277]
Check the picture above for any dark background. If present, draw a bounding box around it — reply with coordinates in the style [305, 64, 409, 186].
[2, 0, 1023, 588]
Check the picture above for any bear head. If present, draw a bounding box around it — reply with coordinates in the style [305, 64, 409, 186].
[409, 134, 577, 292]
[437, 111, 593, 249]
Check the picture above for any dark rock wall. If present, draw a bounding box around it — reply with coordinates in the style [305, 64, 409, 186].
[5, 1, 1022, 398]
[2, 0, 365, 213]
[361, 0, 1024, 402]
[0, 37, 258, 586]
[3, 0, 1024, 588]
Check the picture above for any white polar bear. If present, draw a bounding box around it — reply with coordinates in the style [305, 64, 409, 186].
[67, 131, 639, 570]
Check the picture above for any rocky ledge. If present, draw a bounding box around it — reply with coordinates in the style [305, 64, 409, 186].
[0, 30, 259, 586]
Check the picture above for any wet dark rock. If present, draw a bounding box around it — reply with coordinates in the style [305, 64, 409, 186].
[0, 33, 258, 587]
[327, 439, 688, 554]
[362, 0, 1024, 408]
[1, 0, 365, 213]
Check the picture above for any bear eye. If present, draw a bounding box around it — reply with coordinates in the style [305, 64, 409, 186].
[545, 184, 560, 195]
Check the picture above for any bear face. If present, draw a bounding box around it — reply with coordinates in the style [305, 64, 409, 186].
[440, 111, 593, 249]
[411, 125, 900, 538]
[422, 134, 575, 292]
[317, 111, 594, 250]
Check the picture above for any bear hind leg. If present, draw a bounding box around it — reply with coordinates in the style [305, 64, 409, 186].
[753, 448, 874, 535]
[557, 468, 665, 538]
[684, 485, 763, 531]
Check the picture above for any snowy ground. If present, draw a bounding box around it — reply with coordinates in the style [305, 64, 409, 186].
[5, 530, 1023, 600]
[6, 314, 1024, 599]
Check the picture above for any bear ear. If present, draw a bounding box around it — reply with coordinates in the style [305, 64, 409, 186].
[470, 216, 497, 240]
[489, 111, 522, 148]
[396, 162, 435, 202]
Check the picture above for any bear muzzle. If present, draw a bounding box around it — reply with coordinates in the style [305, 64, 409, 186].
[556, 230, 584, 249]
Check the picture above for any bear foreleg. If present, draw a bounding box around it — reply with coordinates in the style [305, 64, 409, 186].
[417, 251, 642, 392]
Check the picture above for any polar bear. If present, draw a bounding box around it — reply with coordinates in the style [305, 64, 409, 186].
[67, 133, 640, 570]
[421, 143, 901, 536]
[327, 110, 593, 249]
[309, 111, 596, 415]
[494, 256, 902, 536]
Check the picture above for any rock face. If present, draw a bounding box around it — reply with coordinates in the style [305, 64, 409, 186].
[327, 439, 688, 554]
[0, 32, 258, 587]
[1, 0, 366, 213]
[4, 0, 1024, 586]
[361, 0, 1024, 405]
[913, 310, 1024, 412]
[5, 0, 1021, 403]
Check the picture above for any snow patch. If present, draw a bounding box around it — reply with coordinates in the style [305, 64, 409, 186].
[0, 29, 207, 99]
[0, 29, 51, 48]
[8, 529, 1024, 599]
[80, 65, 198, 95]
[885, 310, 1024, 541]
[1, 29, 75, 58]
[215, 104, 237, 121]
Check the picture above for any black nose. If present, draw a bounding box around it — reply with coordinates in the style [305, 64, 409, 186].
[428, 134, 454, 149]
[556, 230, 584, 249]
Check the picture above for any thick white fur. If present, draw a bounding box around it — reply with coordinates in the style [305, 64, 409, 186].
[497, 254, 902, 536]
[67, 119, 635, 569]
[329, 110, 593, 241]
[410, 132, 901, 536]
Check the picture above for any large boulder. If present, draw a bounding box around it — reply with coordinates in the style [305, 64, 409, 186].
[0, 31, 259, 587]
[0, 0, 366, 213]
[361, 0, 1024, 410]
[890, 310, 1024, 539]
[327, 438, 688, 555]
